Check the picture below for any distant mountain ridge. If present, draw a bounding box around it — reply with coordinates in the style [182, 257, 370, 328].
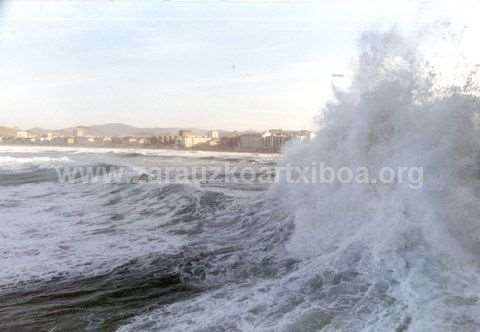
[27, 123, 215, 137]
[1, 123, 260, 138]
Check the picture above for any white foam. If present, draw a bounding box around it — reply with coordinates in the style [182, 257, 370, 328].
[0, 156, 72, 170]
[273, 29, 480, 330]
[0, 182, 185, 289]
[0, 145, 278, 161]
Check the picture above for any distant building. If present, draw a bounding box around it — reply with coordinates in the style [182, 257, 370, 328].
[138, 137, 151, 145]
[157, 135, 177, 146]
[51, 137, 65, 145]
[73, 128, 86, 137]
[177, 130, 215, 148]
[262, 129, 311, 151]
[179, 130, 193, 137]
[110, 137, 123, 145]
[208, 130, 220, 139]
[125, 137, 137, 145]
[177, 135, 211, 148]
[40, 132, 55, 141]
[220, 136, 238, 149]
[208, 138, 220, 146]
[84, 137, 102, 144]
[16, 131, 30, 139]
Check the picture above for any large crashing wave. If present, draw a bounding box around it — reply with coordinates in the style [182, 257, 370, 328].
[273, 30, 480, 330]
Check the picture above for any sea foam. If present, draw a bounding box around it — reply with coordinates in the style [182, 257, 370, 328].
[273, 29, 480, 330]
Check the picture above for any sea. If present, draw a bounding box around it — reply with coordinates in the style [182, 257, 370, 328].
[1, 30, 480, 332]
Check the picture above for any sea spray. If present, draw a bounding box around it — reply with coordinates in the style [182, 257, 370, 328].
[273, 29, 480, 330]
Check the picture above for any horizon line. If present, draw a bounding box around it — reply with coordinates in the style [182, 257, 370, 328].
[1, 122, 312, 133]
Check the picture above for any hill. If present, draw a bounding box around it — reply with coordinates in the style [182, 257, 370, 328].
[26, 123, 211, 137]
[0, 126, 17, 137]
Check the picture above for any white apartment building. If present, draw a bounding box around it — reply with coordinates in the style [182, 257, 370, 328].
[262, 129, 312, 151]
[16, 131, 31, 139]
[73, 128, 86, 137]
[177, 135, 211, 148]
[208, 130, 220, 139]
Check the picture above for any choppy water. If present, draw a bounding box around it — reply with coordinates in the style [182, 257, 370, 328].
[0, 146, 287, 331]
[2, 30, 480, 332]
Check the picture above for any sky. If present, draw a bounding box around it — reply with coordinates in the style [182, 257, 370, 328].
[1, 0, 480, 131]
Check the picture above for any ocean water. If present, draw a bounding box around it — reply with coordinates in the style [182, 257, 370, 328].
[1, 30, 480, 332]
[0, 146, 284, 331]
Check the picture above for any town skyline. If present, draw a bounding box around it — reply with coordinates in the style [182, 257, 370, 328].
[0, 122, 312, 135]
[0, 122, 313, 153]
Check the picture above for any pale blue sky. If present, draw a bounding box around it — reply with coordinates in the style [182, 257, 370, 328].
[1, 0, 479, 131]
